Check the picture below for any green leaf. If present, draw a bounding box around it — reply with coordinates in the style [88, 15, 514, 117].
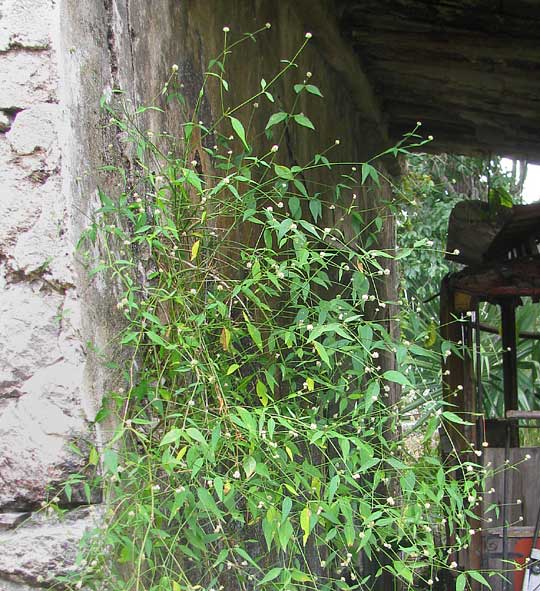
[160, 428, 182, 446]
[182, 168, 203, 192]
[226, 363, 240, 375]
[274, 164, 294, 180]
[456, 573, 466, 591]
[469, 571, 491, 588]
[185, 427, 206, 444]
[313, 341, 331, 367]
[293, 113, 315, 130]
[147, 331, 168, 347]
[277, 519, 293, 551]
[361, 163, 380, 186]
[247, 322, 263, 351]
[327, 475, 340, 502]
[281, 496, 292, 522]
[103, 448, 118, 474]
[88, 446, 99, 466]
[443, 411, 473, 425]
[259, 568, 282, 585]
[262, 514, 275, 551]
[309, 198, 322, 221]
[265, 112, 288, 130]
[230, 116, 249, 151]
[382, 370, 410, 386]
[243, 456, 257, 479]
[288, 196, 301, 219]
[305, 84, 323, 97]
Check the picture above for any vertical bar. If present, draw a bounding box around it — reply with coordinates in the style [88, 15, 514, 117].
[440, 277, 481, 584]
[502, 422, 510, 591]
[474, 309, 484, 444]
[501, 299, 519, 446]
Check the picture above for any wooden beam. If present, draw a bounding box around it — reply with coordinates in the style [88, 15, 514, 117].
[478, 323, 540, 341]
[292, 0, 400, 176]
[506, 410, 540, 420]
[449, 257, 540, 299]
[349, 29, 540, 64]
[342, 0, 540, 38]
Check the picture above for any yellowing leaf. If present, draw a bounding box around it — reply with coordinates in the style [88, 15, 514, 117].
[191, 240, 200, 261]
[306, 377, 315, 392]
[256, 380, 268, 406]
[285, 445, 294, 462]
[220, 327, 231, 351]
[88, 446, 99, 466]
[300, 506, 311, 545]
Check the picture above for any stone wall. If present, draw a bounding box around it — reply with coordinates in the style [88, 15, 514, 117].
[0, 0, 102, 588]
[0, 1, 397, 589]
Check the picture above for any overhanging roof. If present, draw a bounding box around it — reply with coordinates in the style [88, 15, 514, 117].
[338, 0, 540, 162]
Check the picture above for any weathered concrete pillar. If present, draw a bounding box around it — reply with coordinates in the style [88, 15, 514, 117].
[0, 0, 114, 588]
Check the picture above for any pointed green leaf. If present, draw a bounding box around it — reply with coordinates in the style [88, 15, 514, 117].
[230, 116, 249, 150]
[274, 164, 294, 180]
[265, 112, 288, 130]
[293, 113, 315, 130]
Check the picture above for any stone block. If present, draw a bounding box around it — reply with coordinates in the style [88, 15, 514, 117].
[6, 105, 60, 158]
[0, 507, 101, 587]
[0, 285, 63, 392]
[0, 513, 30, 532]
[0, 0, 54, 51]
[0, 390, 88, 509]
[0, 51, 56, 109]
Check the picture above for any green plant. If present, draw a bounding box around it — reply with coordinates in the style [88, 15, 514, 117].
[72, 27, 490, 591]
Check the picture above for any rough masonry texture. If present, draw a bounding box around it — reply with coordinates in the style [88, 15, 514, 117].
[0, 0, 398, 589]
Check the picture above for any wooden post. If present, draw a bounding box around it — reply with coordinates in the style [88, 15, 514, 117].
[500, 299, 519, 447]
[440, 275, 482, 588]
